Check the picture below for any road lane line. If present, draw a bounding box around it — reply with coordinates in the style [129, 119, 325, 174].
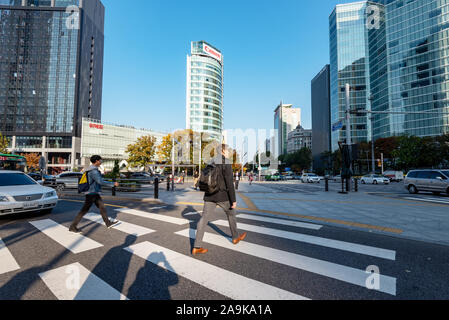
[30, 219, 103, 254]
[124, 241, 308, 300]
[404, 197, 449, 204]
[116, 208, 191, 225]
[211, 220, 396, 261]
[0, 238, 20, 275]
[39, 262, 128, 300]
[83, 213, 155, 236]
[237, 214, 322, 230]
[175, 229, 396, 296]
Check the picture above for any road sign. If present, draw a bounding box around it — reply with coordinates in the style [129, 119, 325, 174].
[332, 121, 344, 132]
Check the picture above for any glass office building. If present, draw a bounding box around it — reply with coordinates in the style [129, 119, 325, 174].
[0, 0, 105, 172]
[329, 1, 376, 152]
[370, 0, 449, 139]
[186, 41, 224, 141]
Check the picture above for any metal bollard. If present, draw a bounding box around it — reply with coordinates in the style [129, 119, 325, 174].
[354, 178, 358, 192]
[325, 178, 329, 192]
[346, 178, 350, 193]
[112, 178, 116, 196]
[167, 176, 170, 191]
[154, 178, 159, 199]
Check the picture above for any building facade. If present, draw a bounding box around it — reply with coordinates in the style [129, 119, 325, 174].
[311, 65, 331, 170]
[370, 0, 449, 140]
[80, 118, 165, 172]
[186, 41, 224, 141]
[329, 1, 375, 152]
[1, 0, 105, 172]
[287, 125, 312, 154]
[274, 103, 301, 157]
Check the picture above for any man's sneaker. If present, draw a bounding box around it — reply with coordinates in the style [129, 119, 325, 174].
[107, 220, 120, 229]
[192, 248, 208, 255]
[232, 232, 247, 245]
[69, 226, 82, 234]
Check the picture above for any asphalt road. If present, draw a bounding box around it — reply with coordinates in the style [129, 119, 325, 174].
[1, 195, 449, 300]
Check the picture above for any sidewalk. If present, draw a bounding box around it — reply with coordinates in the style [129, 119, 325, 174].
[61, 182, 449, 246]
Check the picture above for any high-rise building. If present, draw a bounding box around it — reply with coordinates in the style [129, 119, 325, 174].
[186, 41, 224, 141]
[369, 0, 449, 140]
[274, 103, 301, 157]
[311, 65, 331, 170]
[287, 125, 312, 154]
[0, 0, 105, 172]
[329, 1, 374, 152]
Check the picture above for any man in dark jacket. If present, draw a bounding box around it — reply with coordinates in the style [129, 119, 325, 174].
[192, 144, 247, 255]
[69, 155, 120, 233]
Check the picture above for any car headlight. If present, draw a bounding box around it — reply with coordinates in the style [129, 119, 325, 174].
[45, 191, 57, 198]
[0, 196, 9, 202]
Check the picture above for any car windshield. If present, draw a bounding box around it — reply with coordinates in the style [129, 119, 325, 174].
[442, 171, 449, 178]
[0, 173, 37, 186]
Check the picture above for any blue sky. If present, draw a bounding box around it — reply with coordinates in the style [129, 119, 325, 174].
[101, 0, 357, 134]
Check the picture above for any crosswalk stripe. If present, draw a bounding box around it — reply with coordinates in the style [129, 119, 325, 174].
[404, 197, 449, 204]
[39, 262, 128, 300]
[124, 241, 309, 300]
[30, 219, 103, 254]
[237, 214, 322, 230]
[0, 238, 20, 275]
[175, 229, 396, 296]
[116, 208, 191, 225]
[83, 213, 155, 236]
[211, 220, 396, 261]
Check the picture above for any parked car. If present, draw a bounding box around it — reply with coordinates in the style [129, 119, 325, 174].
[404, 170, 449, 195]
[0, 171, 58, 216]
[383, 171, 404, 182]
[360, 174, 390, 185]
[265, 174, 281, 181]
[130, 172, 155, 183]
[301, 173, 321, 183]
[28, 173, 56, 185]
[332, 175, 342, 183]
[55, 172, 83, 189]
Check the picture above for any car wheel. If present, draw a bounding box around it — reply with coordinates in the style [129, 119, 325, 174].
[361, 180, 366, 184]
[374, 180, 378, 185]
[56, 184, 65, 192]
[409, 185, 418, 194]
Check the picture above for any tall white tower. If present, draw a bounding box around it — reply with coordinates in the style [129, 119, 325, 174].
[186, 41, 224, 141]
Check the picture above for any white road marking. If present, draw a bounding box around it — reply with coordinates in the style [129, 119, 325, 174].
[211, 220, 396, 261]
[39, 262, 128, 300]
[30, 219, 103, 254]
[404, 197, 449, 204]
[0, 238, 20, 275]
[83, 213, 155, 236]
[184, 211, 202, 216]
[175, 229, 397, 296]
[124, 241, 309, 300]
[237, 214, 322, 230]
[116, 208, 191, 225]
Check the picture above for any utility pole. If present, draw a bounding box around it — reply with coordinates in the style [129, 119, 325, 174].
[258, 147, 261, 182]
[369, 93, 375, 174]
[171, 136, 175, 192]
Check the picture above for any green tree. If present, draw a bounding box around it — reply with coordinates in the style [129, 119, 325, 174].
[126, 135, 157, 170]
[0, 132, 9, 154]
[392, 136, 422, 171]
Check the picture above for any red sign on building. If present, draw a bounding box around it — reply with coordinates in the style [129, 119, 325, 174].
[89, 123, 104, 130]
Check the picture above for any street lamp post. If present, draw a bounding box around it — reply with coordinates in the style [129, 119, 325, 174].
[368, 93, 375, 174]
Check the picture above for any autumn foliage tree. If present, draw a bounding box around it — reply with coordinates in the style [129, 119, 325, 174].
[126, 135, 157, 170]
[22, 153, 40, 172]
[0, 132, 9, 154]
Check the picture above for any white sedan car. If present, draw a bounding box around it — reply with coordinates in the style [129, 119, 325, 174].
[301, 173, 321, 183]
[0, 171, 58, 216]
[360, 174, 390, 185]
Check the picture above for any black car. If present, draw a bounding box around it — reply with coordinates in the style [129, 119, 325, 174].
[28, 173, 57, 184]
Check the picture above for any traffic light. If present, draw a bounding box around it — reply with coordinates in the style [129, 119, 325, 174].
[378, 160, 382, 167]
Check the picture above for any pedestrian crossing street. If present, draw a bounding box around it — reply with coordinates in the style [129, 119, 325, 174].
[0, 205, 398, 300]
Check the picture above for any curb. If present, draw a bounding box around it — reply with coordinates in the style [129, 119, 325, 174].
[59, 193, 164, 204]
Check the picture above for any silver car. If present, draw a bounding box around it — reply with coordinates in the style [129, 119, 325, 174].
[55, 172, 83, 189]
[404, 170, 449, 195]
